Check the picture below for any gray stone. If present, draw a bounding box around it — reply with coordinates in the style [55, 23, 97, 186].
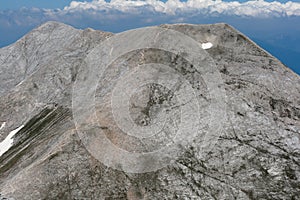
[0, 21, 299, 199]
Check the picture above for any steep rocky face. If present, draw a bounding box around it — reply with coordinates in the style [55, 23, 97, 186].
[0, 22, 299, 199]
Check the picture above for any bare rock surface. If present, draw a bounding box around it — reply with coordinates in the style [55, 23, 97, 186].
[0, 22, 299, 199]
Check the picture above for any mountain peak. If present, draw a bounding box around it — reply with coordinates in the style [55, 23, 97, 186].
[0, 22, 299, 199]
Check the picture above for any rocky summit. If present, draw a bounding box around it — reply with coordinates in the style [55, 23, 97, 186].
[0, 21, 300, 200]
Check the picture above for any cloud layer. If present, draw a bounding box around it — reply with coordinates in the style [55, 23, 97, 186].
[63, 0, 300, 17]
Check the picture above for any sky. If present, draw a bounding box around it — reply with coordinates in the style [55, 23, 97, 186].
[1, 0, 300, 9]
[0, 0, 299, 74]
[0, 0, 75, 10]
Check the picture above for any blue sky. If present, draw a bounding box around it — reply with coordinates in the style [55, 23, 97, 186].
[1, 0, 300, 9]
[0, 0, 75, 9]
[0, 0, 299, 74]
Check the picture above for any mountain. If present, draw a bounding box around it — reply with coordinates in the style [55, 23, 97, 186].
[0, 21, 300, 199]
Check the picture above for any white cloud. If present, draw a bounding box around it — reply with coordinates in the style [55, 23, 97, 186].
[63, 0, 300, 17]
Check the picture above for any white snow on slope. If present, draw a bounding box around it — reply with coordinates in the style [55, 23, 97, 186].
[0, 122, 6, 130]
[202, 42, 213, 49]
[0, 125, 24, 157]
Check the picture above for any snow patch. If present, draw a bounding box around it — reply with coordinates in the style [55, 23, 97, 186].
[201, 42, 213, 50]
[0, 125, 24, 157]
[16, 80, 25, 87]
[0, 122, 6, 130]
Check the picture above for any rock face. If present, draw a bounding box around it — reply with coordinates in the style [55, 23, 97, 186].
[0, 21, 300, 199]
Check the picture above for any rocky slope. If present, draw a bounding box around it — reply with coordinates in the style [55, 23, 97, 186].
[0, 21, 299, 199]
